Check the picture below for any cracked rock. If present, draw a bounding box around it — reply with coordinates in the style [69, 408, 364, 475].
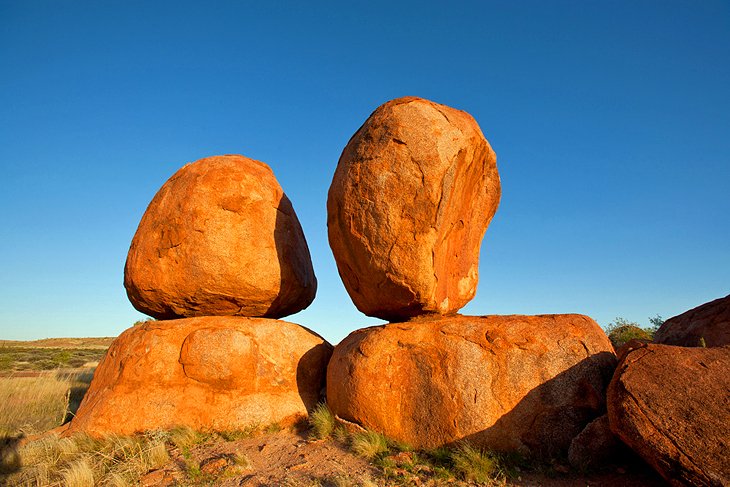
[327, 314, 615, 454]
[327, 97, 501, 321]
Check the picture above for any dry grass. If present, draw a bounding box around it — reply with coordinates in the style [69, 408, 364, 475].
[0, 374, 71, 435]
[2, 431, 170, 486]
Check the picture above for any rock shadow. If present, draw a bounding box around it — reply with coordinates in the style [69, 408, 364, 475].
[0, 434, 23, 475]
[296, 337, 334, 412]
[456, 351, 617, 460]
[266, 193, 317, 318]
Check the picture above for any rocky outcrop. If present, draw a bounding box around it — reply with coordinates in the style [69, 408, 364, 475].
[327, 314, 616, 455]
[327, 97, 501, 321]
[608, 343, 730, 486]
[653, 294, 729, 347]
[124, 154, 316, 320]
[67, 317, 332, 436]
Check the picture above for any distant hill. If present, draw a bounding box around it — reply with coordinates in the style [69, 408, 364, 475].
[0, 337, 115, 349]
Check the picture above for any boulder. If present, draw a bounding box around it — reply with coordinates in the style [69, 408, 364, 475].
[608, 343, 730, 486]
[66, 317, 332, 436]
[614, 338, 652, 361]
[327, 97, 501, 321]
[653, 294, 729, 347]
[327, 314, 616, 455]
[124, 154, 316, 320]
[568, 414, 625, 469]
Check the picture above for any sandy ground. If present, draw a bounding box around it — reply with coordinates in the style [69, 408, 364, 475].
[140, 429, 667, 487]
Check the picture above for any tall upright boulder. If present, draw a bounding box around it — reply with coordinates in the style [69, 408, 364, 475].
[327, 97, 501, 321]
[327, 314, 616, 455]
[125, 154, 316, 320]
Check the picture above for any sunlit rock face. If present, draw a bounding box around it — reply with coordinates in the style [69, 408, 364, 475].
[327, 314, 616, 455]
[67, 317, 332, 436]
[327, 97, 501, 321]
[124, 154, 317, 320]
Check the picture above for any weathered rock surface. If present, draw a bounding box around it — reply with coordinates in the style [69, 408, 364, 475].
[608, 343, 730, 486]
[124, 154, 316, 320]
[327, 314, 616, 455]
[327, 97, 501, 321]
[653, 294, 729, 347]
[568, 414, 625, 469]
[67, 317, 332, 436]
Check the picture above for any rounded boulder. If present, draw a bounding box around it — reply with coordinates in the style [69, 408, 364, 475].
[327, 314, 616, 455]
[608, 343, 730, 486]
[327, 97, 501, 321]
[125, 154, 316, 320]
[67, 317, 332, 436]
[653, 294, 729, 347]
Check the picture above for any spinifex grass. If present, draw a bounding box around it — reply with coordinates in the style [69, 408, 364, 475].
[1, 432, 170, 487]
[0, 374, 71, 435]
[308, 403, 336, 440]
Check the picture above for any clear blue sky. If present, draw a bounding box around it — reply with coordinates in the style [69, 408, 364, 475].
[1, 1, 728, 343]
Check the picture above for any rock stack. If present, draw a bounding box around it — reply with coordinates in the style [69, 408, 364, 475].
[68, 155, 331, 436]
[326, 97, 617, 456]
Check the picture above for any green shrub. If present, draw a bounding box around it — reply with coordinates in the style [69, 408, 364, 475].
[605, 317, 654, 348]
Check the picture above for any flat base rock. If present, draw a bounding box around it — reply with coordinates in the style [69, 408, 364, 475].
[327, 314, 617, 456]
[653, 294, 729, 347]
[608, 343, 730, 486]
[67, 317, 332, 436]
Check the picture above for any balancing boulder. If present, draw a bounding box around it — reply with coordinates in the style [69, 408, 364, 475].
[327, 97, 501, 321]
[124, 154, 316, 319]
[67, 317, 332, 436]
[327, 314, 616, 455]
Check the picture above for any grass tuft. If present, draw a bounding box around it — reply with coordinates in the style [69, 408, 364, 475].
[451, 442, 501, 483]
[61, 459, 95, 487]
[308, 403, 336, 440]
[168, 425, 203, 451]
[264, 422, 283, 434]
[218, 423, 260, 441]
[350, 430, 389, 460]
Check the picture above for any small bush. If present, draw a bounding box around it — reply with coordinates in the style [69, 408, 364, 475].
[350, 430, 389, 460]
[605, 317, 654, 349]
[451, 442, 500, 483]
[308, 403, 335, 440]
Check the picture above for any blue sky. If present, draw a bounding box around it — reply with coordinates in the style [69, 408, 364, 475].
[1, 1, 728, 343]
